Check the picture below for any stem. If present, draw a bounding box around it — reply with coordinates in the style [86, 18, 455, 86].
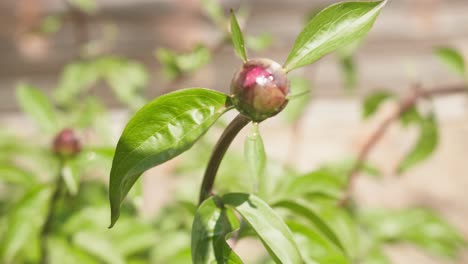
[338, 83, 467, 206]
[198, 114, 251, 204]
[40, 159, 65, 264]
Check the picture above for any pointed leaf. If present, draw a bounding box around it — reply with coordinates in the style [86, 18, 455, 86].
[109, 88, 233, 227]
[230, 11, 248, 62]
[435, 47, 466, 77]
[191, 197, 243, 264]
[16, 84, 58, 134]
[362, 91, 395, 119]
[244, 123, 266, 194]
[222, 193, 302, 264]
[284, 1, 386, 71]
[398, 114, 438, 173]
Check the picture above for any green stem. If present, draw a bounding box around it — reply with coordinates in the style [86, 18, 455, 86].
[40, 159, 65, 264]
[198, 114, 251, 204]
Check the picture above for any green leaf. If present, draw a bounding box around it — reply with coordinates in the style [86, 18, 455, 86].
[67, 0, 97, 14]
[0, 185, 52, 263]
[201, 0, 225, 27]
[244, 123, 266, 194]
[109, 88, 233, 227]
[282, 77, 312, 123]
[273, 200, 346, 253]
[191, 197, 243, 264]
[16, 84, 58, 134]
[284, 1, 386, 72]
[361, 208, 466, 259]
[61, 161, 80, 195]
[73, 231, 125, 264]
[398, 114, 438, 173]
[230, 11, 248, 62]
[47, 237, 99, 264]
[156, 45, 211, 80]
[287, 221, 350, 264]
[0, 164, 36, 186]
[245, 33, 273, 51]
[222, 193, 302, 264]
[362, 91, 394, 119]
[399, 106, 422, 127]
[340, 56, 357, 90]
[434, 47, 466, 77]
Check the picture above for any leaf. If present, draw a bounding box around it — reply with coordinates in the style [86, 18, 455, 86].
[362, 91, 394, 119]
[361, 208, 466, 259]
[282, 77, 312, 123]
[0, 185, 52, 263]
[245, 33, 273, 51]
[244, 123, 266, 194]
[73, 231, 125, 264]
[61, 161, 80, 195]
[156, 45, 211, 80]
[287, 221, 350, 264]
[0, 164, 36, 186]
[284, 1, 386, 72]
[340, 56, 357, 90]
[273, 200, 346, 253]
[109, 88, 233, 227]
[201, 0, 225, 27]
[434, 47, 466, 77]
[398, 114, 438, 173]
[222, 193, 302, 264]
[16, 84, 58, 134]
[230, 10, 248, 62]
[47, 237, 99, 264]
[191, 197, 243, 264]
[67, 0, 98, 14]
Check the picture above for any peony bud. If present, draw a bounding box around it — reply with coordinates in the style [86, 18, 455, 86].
[52, 128, 81, 157]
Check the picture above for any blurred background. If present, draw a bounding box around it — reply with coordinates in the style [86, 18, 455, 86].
[1, 0, 468, 263]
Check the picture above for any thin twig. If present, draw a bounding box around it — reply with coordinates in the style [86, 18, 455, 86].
[338, 83, 467, 206]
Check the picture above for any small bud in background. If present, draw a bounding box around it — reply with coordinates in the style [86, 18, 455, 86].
[230, 58, 289, 122]
[52, 128, 81, 157]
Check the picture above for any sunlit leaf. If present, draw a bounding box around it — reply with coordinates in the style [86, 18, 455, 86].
[109, 88, 233, 227]
[191, 197, 243, 264]
[434, 47, 466, 77]
[398, 114, 438, 173]
[156, 45, 211, 80]
[230, 11, 248, 62]
[222, 193, 302, 264]
[201, 0, 225, 27]
[246, 33, 273, 51]
[0, 185, 52, 263]
[54, 61, 99, 105]
[16, 84, 59, 134]
[73, 231, 125, 264]
[0, 164, 36, 186]
[284, 1, 386, 71]
[67, 0, 98, 14]
[340, 56, 357, 90]
[47, 237, 99, 264]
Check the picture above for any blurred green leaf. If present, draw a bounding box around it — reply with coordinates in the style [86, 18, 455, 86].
[287, 221, 350, 264]
[191, 197, 243, 264]
[156, 45, 211, 80]
[282, 76, 312, 123]
[362, 91, 394, 119]
[73, 231, 125, 264]
[109, 88, 233, 227]
[244, 123, 266, 194]
[0, 185, 52, 263]
[201, 0, 225, 27]
[222, 193, 302, 264]
[340, 56, 358, 90]
[16, 84, 59, 134]
[360, 247, 391, 264]
[399, 106, 423, 127]
[41, 16, 62, 34]
[284, 1, 386, 71]
[230, 10, 248, 62]
[61, 161, 80, 195]
[361, 208, 466, 259]
[245, 33, 273, 51]
[274, 200, 346, 253]
[0, 164, 36, 186]
[434, 47, 466, 78]
[67, 0, 97, 14]
[54, 61, 99, 105]
[47, 237, 99, 264]
[398, 114, 438, 173]
[151, 231, 191, 263]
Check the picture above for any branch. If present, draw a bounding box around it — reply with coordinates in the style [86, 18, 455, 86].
[338, 83, 467, 206]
